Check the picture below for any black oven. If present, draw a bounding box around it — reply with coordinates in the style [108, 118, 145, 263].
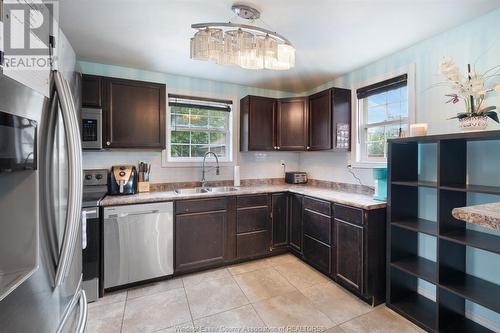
[0, 111, 37, 172]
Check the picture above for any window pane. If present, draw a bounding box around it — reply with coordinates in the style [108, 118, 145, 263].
[367, 106, 386, 124]
[366, 126, 385, 157]
[387, 102, 406, 120]
[191, 145, 209, 157]
[210, 146, 226, 157]
[209, 116, 226, 130]
[210, 132, 226, 145]
[172, 114, 189, 128]
[171, 144, 190, 157]
[171, 106, 189, 114]
[190, 115, 208, 128]
[190, 131, 209, 144]
[171, 131, 190, 144]
[367, 92, 386, 107]
[191, 108, 209, 116]
[387, 88, 401, 104]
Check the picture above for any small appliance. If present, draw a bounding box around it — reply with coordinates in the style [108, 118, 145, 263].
[81, 108, 102, 150]
[285, 171, 308, 184]
[82, 169, 108, 302]
[108, 165, 138, 195]
[372, 168, 388, 201]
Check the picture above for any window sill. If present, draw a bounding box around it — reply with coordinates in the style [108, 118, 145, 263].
[161, 150, 235, 168]
[348, 161, 387, 169]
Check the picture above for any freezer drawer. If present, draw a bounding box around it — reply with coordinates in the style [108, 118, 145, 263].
[104, 202, 173, 289]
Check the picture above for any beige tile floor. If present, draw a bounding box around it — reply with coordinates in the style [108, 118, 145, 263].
[86, 254, 424, 333]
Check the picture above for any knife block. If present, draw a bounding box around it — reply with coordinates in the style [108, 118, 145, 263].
[138, 181, 150, 193]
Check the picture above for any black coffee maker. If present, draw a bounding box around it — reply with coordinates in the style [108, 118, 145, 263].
[108, 165, 138, 195]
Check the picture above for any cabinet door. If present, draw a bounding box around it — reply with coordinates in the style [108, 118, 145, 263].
[332, 88, 352, 151]
[105, 77, 165, 149]
[335, 218, 364, 293]
[277, 98, 307, 151]
[308, 89, 332, 150]
[289, 194, 303, 252]
[272, 193, 288, 248]
[82, 74, 103, 108]
[175, 211, 226, 272]
[241, 96, 276, 151]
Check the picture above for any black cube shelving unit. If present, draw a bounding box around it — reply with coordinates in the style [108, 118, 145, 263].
[387, 130, 500, 333]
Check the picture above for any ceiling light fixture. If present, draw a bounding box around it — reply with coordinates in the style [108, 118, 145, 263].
[190, 4, 295, 70]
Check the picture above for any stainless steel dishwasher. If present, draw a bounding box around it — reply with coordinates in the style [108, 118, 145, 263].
[103, 202, 173, 289]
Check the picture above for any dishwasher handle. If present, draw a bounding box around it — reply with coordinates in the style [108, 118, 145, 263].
[107, 210, 161, 218]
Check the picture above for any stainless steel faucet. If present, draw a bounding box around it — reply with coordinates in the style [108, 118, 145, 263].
[201, 151, 220, 187]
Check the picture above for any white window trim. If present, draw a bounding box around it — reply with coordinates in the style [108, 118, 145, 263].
[350, 64, 416, 169]
[161, 88, 238, 167]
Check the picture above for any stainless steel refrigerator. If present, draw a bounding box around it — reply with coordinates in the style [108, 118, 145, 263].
[0, 42, 87, 333]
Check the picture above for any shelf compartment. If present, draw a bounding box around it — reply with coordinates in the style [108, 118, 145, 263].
[440, 271, 500, 314]
[392, 218, 438, 236]
[390, 292, 437, 332]
[440, 184, 500, 195]
[442, 318, 494, 333]
[391, 256, 437, 283]
[392, 180, 437, 188]
[440, 229, 500, 255]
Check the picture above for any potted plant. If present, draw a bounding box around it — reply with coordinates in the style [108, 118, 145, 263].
[439, 57, 500, 130]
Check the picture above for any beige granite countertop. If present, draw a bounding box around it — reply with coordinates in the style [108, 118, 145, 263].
[452, 202, 500, 231]
[100, 184, 387, 210]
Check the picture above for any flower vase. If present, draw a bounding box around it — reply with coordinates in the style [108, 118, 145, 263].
[458, 115, 488, 131]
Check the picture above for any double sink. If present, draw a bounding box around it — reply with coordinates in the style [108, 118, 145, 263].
[174, 186, 239, 195]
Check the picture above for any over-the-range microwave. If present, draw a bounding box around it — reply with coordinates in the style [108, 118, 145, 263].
[81, 108, 102, 150]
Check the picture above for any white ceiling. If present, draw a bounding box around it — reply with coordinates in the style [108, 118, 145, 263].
[59, 0, 500, 93]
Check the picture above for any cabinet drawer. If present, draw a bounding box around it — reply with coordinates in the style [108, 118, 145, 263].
[303, 209, 331, 245]
[237, 230, 270, 259]
[303, 234, 331, 274]
[334, 204, 363, 225]
[304, 197, 331, 216]
[176, 197, 227, 215]
[237, 207, 269, 233]
[237, 194, 268, 208]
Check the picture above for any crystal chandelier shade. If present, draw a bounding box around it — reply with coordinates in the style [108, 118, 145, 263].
[190, 19, 295, 71]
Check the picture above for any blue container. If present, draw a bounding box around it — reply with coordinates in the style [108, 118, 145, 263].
[372, 168, 387, 201]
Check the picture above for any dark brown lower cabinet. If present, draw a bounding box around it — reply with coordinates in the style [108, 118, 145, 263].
[302, 197, 332, 275]
[272, 193, 288, 248]
[333, 204, 386, 305]
[289, 194, 303, 253]
[175, 198, 229, 273]
[172, 193, 386, 306]
[236, 195, 271, 259]
[335, 218, 363, 293]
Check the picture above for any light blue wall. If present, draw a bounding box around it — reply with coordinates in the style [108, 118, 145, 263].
[78, 61, 298, 100]
[307, 8, 500, 328]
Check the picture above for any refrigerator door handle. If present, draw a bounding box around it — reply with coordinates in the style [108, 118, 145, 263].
[53, 71, 83, 287]
[76, 290, 88, 333]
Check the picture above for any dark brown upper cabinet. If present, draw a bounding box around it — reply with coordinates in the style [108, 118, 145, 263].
[240, 95, 276, 151]
[104, 77, 166, 149]
[277, 97, 308, 151]
[332, 88, 352, 151]
[82, 74, 103, 108]
[308, 87, 352, 151]
[308, 89, 332, 151]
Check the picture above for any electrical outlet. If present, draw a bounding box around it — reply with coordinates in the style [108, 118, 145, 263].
[280, 160, 285, 166]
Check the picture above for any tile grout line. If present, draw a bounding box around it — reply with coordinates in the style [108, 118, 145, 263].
[119, 291, 128, 333]
[231, 267, 270, 329]
[181, 278, 196, 326]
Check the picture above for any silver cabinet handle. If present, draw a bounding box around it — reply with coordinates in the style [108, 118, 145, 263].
[53, 71, 83, 287]
[106, 141, 111, 146]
